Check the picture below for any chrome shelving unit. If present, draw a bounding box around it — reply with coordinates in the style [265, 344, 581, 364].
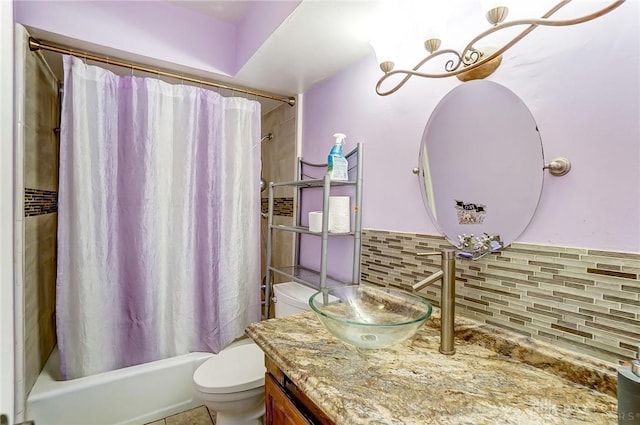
[262, 143, 363, 319]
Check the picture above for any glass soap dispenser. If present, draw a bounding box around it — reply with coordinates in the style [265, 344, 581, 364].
[618, 342, 640, 424]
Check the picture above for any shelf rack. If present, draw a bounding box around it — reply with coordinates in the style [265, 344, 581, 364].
[262, 143, 363, 319]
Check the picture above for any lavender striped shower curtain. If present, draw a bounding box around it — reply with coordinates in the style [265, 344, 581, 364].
[56, 55, 261, 380]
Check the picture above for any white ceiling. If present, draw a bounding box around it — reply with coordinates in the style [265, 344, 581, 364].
[167, 0, 379, 95]
[235, 1, 379, 95]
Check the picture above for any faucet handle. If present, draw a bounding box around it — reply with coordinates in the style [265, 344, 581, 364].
[416, 251, 441, 257]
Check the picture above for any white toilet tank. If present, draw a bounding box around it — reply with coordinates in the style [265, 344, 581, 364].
[273, 282, 317, 317]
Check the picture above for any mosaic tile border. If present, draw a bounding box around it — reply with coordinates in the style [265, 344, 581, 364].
[261, 197, 293, 217]
[361, 229, 640, 365]
[24, 188, 57, 217]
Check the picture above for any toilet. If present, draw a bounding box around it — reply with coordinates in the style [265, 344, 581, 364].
[192, 282, 316, 425]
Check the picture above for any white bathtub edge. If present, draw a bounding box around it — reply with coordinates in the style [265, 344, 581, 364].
[26, 348, 214, 425]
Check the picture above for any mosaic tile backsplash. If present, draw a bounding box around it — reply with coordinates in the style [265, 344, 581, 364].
[24, 188, 57, 216]
[361, 229, 640, 365]
[262, 197, 294, 217]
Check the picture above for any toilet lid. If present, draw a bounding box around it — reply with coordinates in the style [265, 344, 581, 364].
[193, 342, 266, 394]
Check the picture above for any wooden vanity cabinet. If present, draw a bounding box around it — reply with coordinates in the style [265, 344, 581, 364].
[265, 357, 335, 425]
[265, 374, 312, 425]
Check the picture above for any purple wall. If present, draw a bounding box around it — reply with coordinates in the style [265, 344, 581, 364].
[15, 0, 237, 75]
[13, 0, 639, 263]
[301, 1, 639, 257]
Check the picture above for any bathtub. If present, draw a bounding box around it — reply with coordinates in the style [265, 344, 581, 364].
[26, 347, 214, 425]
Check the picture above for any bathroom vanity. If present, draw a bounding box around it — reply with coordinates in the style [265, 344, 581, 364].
[246, 310, 618, 424]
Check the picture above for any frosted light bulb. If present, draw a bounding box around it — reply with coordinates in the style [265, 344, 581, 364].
[370, 37, 396, 71]
[369, 0, 405, 72]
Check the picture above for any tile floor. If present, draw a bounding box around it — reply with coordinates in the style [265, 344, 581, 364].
[145, 405, 216, 425]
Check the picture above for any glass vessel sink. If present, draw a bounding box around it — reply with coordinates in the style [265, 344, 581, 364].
[309, 285, 433, 349]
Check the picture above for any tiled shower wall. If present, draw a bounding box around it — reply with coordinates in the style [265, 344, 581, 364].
[361, 229, 640, 365]
[17, 28, 60, 397]
[260, 103, 297, 315]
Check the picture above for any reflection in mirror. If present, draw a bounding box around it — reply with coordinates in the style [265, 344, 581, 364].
[418, 80, 544, 259]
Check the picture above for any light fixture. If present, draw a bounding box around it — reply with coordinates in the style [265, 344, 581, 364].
[372, 0, 625, 96]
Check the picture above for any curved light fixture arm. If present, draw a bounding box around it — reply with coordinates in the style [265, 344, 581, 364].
[375, 49, 463, 95]
[457, 1, 573, 68]
[376, 0, 625, 96]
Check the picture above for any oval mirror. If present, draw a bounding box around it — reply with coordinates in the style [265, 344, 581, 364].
[418, 80, 544, 259]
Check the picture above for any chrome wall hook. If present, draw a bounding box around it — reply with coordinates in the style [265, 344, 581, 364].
[544, 157, 571, 176]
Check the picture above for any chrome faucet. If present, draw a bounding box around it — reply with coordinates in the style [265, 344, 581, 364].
[413, 249, 456, 355]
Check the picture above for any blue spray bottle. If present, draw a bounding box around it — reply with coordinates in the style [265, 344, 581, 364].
[327, 133, 348, 181]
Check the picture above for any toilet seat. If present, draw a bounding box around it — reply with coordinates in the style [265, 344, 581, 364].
[193, 342, 265, 394]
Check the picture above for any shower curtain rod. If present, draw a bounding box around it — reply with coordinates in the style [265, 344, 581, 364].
[28, 37, 296, 107]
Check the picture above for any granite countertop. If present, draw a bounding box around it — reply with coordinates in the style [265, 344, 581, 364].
[246, 310, 618, 425]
